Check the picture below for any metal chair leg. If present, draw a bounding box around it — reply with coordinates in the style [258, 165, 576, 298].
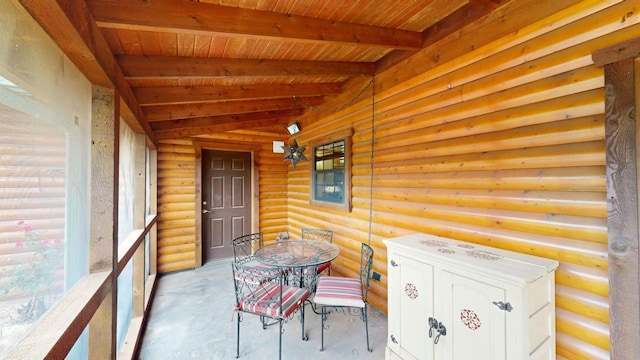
[364, 306, 372, 352]
[320, 306, 326, 351]
[236, 313, 241, 358]
[301, 300, 308, 341]
[278, 318, 283, 360]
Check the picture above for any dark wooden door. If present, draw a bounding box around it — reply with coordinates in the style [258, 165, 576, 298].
[202, 150, 252, 262]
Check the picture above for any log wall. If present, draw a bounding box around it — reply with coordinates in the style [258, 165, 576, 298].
[154, 1, 640, 357]
[289, 1, 638, 358]
[157, 139, 196, 273]
[156, 132, 289, 273]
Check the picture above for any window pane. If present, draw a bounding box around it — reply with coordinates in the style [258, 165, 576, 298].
[0, 105, 66, 340]
[0, 88, 90, 358]
[0, 1, 91, 354]
[313, 139, 345, 204]
[145, 148, 151, 279]
[117, 264, 133, 349]
[117, 119, 136, 350]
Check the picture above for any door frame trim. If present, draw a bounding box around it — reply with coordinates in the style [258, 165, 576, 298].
[194, 141, 261, 267]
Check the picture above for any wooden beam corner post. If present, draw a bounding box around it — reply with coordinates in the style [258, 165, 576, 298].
[595, 40, 640, 359]
[89, 85, 118, 358]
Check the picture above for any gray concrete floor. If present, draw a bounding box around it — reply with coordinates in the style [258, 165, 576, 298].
[138, 259, 387, 360]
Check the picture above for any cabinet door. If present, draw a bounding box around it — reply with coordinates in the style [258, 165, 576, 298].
[389, 254, 434, 360]
[438, 271, 507, 360]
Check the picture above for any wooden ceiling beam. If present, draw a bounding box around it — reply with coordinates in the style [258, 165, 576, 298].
[377, 1, 503, 73]
[145, 96, 323, 121]
[87, 0, 422, 50]
[468, 0, 503, 10]
[118, 55, 375, 79]
[135, 83, 343, 106]
[155, 118, 290, 140]
[150, 109, 303, 132]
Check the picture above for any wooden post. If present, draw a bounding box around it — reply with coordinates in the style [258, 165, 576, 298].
[132, 132, 146, 318]
[88, 85, 118, 359]
[593, 38, 640, 359]
[148, 149, 158, 275]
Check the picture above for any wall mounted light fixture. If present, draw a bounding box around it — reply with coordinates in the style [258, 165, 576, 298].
[287, 122, 300, 135]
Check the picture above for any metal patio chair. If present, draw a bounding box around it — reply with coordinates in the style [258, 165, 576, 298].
[301, 228, 333, 276]
[313, 242, 374, 352]
[232, 232, 264, 265]
[232, 231, 292, 291]
[231, 262, 311, 359]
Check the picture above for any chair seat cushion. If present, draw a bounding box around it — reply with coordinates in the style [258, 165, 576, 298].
[239, 283, 310, 318]
[313, 276, 364, 308]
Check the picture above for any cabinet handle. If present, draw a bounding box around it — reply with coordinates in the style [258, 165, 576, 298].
[390, 259, 398, 267]
[428, 317, 437, 338]
[390, 335, 398, 344]
[428, 317, 447, 344]
[492, 301, 513, 312]
[434, 322, 446, 344]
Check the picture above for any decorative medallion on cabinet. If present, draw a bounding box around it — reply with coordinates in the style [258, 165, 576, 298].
[384, 233, 559, 360]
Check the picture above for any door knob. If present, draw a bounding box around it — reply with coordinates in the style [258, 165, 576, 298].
[202, 209, 209, 214]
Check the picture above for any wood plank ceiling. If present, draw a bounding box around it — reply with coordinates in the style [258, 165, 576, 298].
[85, 0, 507, 139]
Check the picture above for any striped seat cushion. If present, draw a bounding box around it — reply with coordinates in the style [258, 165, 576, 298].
[239, 283, 310, 319]
[314, 276, 364, 308]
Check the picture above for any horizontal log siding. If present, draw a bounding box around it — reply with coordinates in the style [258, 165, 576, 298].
[289, 1, 638, 358]
[156, 133, 289, 272]
[157, 139, 196, 272]
[257, 140, 290, 236]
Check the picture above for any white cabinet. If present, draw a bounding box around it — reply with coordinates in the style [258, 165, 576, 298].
[384, 233, 558, 360]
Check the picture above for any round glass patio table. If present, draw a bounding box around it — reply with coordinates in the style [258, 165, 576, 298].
[254, 240, 339, 268]
[254, 240, 339, 290]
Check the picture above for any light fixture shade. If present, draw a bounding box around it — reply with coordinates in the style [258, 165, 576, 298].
[282, 140, 307, 168]
[287, 122, 300, 135]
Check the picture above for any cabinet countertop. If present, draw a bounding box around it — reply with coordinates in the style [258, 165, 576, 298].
[384, 233, 559, 285]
